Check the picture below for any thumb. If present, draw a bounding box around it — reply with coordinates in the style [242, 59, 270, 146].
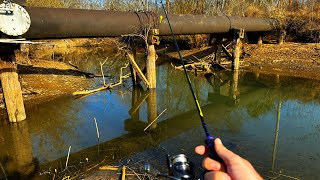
[214, 138, 238, 166]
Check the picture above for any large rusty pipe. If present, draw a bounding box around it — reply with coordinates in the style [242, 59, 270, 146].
[159, 14, 231, 35]
[23, 7, 279, 39]
[24, 7, 159, 38]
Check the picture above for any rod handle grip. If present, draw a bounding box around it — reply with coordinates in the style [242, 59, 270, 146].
[205, 137, 225, 165]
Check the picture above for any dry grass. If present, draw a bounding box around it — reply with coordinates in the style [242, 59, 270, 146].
[25, 0, 319, 42]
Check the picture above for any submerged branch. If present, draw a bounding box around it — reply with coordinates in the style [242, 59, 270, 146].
[72, 63, 130, 97]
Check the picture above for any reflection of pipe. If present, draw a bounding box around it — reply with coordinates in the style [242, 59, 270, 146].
[23, 7, 279, 39]
[272, 98, 282, 171]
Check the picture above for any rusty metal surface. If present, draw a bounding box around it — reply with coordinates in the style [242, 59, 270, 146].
[22, 7, 279, 39]
[159, 14, 231, 35]
[11, 0, 26, 6]
[229, 17, 279, 32]
[24, 7, 159, 39]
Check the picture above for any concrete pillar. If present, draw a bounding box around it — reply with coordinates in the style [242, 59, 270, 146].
[0, 52, 26, 123]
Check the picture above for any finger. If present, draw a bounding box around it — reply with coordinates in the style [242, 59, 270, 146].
[202, 157, 221, 171]
[194, 145, 206, 155]
[204, 171, 232, 180]
[214, 138, 238, 165]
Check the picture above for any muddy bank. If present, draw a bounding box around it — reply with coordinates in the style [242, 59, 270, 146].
[1, 40, 318, 112]
[167, 42, 320, 80]
[0, 38, 119, 112]
[243, 43, 320, 80]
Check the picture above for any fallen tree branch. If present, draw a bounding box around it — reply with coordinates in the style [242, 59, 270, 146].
[72, 63, 130, 97]
[171, 61, 212, 74]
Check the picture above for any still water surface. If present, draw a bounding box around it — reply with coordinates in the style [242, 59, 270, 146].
[0, 48, 320, 179]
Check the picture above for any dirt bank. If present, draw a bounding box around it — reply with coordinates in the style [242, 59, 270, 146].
[0, 40, 318, 115]
[243, 42, 320, 80]
[167, 42, 320, 80]
[0, 38, 118, 111]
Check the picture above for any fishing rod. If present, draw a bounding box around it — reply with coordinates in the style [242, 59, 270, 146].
[160, 1, 223, 164]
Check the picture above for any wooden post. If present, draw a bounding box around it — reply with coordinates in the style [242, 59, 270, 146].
[232, 29, 244, 70]
[8, 122, 35, 175]
[214, 36, 223, 64]
[147, 89, 157, 130]
[278, 30, 286, 45]
[129, 49, 140, 86]
[146, 44, 157, 89]
[131, 87, 140, 121]
[127, 52, 150, 88]
[230, 70, 239, 100]
[257, 36, 263, 45]
[233, 38, 242, 70]
[0, 53, 26, 123]
[146, 29, 160, 89]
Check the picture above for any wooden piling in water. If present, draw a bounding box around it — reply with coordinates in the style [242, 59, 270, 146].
[0, 53, 26, 123]
[214, 36, 223, 64]
[232, 29, 244, 70]
[230, 70, 239, 100]
[147, 89, 157, 130]
[146, 44, 157, 89]
[278, 30, 286, 45]
[146, 29, 159, 89]
[257, 36, 263, 45]
[129, 49, 139, 86]
[232, 38, 242, 70]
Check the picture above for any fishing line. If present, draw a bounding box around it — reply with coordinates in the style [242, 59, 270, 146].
[159, 0, 210, 138]
[159, 1, 223, 163]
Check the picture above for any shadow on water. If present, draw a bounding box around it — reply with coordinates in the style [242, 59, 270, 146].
[1, 47, 320, 179]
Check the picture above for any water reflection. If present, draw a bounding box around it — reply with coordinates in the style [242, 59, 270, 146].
[1, 48, 320, 179]
[0, 121, 38, 179]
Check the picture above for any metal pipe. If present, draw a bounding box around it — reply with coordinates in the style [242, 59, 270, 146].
[24, 7, 159, 39]
[23, 7, 279, 39]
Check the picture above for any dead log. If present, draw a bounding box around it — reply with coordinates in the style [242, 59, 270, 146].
[72, 63, 130, 96]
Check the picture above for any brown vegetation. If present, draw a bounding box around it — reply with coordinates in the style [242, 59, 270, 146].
[25, 0, 319, 43]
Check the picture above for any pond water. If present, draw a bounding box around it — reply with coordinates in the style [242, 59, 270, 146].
[0, 47, 320, 179]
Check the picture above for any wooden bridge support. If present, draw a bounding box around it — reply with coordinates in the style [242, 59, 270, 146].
[146, 44, 157, 89]
[213, 35, 223, 64]
[257, 36, 263, 45]
[232, 29, 244, 70]
[129, 49, 140, 86]
[147, 89, 157, 130]
[146, 29, 160, 89]
[230, 70, 239, 100]
[278, 30, 286, 45]
[6, 122, 35, 177]
[0, 48, 26, 123]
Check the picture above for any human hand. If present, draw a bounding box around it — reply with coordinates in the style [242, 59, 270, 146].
[194, 138, 263, 180]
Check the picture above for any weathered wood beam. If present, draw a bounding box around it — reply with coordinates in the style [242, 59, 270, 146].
[127, 52, 150, 88]
[146, 44, 157, 89]
[0, 57, 26, 123]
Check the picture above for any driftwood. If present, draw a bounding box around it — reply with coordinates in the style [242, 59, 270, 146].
[72, 63, 130, 96]
[171, 61, 212, 74]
